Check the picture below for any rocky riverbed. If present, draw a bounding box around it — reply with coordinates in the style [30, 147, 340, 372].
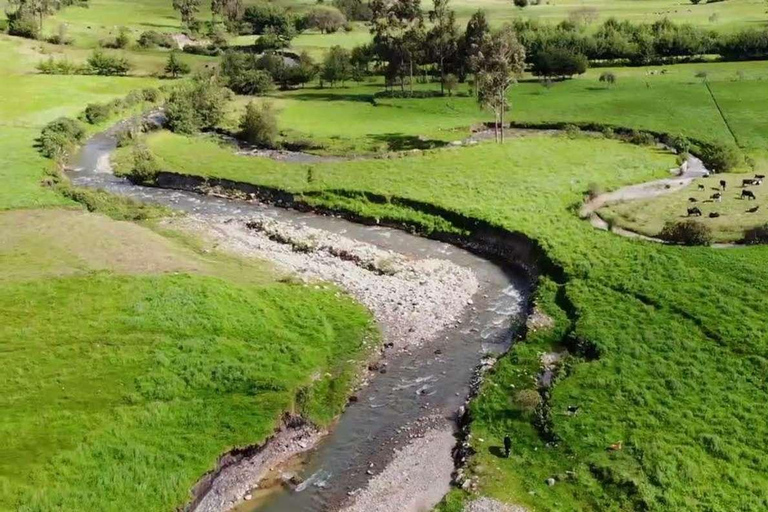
[168, 214, 479, 351]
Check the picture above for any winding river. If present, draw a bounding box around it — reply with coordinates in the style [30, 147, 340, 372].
[67, 126, 530, 512]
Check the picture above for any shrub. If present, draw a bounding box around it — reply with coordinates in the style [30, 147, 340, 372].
[601, 126, 615, 139]
[84, 102, 113, 124]
[165, 77, 233, 134]
[7, 11, 39, 39]
[663, 134, 691, 154]
[129, 145, 160, 184]
[164, 51, 191, 78]
[587, 182, 603, 199]
[307, 6, 347, 34]
[628, 130, 656, 146]
[562, 124, 581, 138]
[182, 44, 224, 56]
[700, 141, 742, 172]
[659, 220, 712, 246]
[599, 71, 616, 86]
[743, 224, 768, 245]
[36, 57, 82, 75]
[39, 117, 86, 159]
[239, 101, 279, 148]
[531, 48, 588, 78]
[231, 69, 275, 95]
[142, 87, 162, 102]
[333, 0, 371, 21]
[514, 389, 542, 412]
[444, 73, 458, 96]
[87, 50, 132, 75]
[137, 30, 174, 48]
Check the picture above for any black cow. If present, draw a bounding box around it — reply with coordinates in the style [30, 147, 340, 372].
[688, 197, 698, 203]
[743, 179, 756, 187]
[711, 192, 722, 202]
[697, 184, 705, 191]
[756, 174, 766, 180]
[747, 206, 760, 213]
[688, 206, 702, 216]
[709, 212, 720, 218]
[742, 190, 756, 200]
[720, 179, 727, 190]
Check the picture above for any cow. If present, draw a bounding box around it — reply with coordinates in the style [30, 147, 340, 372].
[688, 197, 698, 203]
[747, 206, 760, 213]
[711, 192, 722, 202]
[688, 206, 702, 216]
[720, 179, 727, 190]
[709, 212, 720, 218]
[743, 179, 756, 187]
[756, 174, 766, 180]
[742, 190, 756, 200]
[697, 183, 705, 191]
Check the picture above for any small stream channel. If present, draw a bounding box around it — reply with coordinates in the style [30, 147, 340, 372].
[67, 127, 531, 512]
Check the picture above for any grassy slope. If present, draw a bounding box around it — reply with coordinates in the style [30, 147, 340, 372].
[143, 129, 768, 511]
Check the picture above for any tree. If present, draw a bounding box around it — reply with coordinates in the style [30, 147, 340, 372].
[322, 45, 353, 86]
[165, 75, 233, 134]
[427, 0, 459, 95]
[333, 0, 372, 21]
[307, 6, 347, 33]
[369, 0, 425, 95]
[294, 51, 319, 87]
[239, 101, 278, 148]
[531, 48, 588, 78]
[172, 0, 202, 29]
[473, 26, 526, 143]
[463, 10, 490, 87]
[165, 51, 191, 77]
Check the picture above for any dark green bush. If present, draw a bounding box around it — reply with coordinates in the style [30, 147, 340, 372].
[84, 103, 113, 124]
[7, 11, 39, 39]
[86, 50, 132, 76]
[240, 101, 279, 148]
[129, 145, 161, 184]
[628, 130, 656, 146]
[699, 141, 742, 172]
[659, 220, 713, 246]
[165, 78, 233, 134]
[137, 30, 174, 48]
[39, 117, 86, 159]
[142, 88, 162, 102]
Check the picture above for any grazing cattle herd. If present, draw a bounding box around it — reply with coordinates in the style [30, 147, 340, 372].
[686, 174, 763, 219]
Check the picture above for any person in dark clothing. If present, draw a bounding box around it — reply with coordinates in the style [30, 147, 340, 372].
[503, 435, 512, 458]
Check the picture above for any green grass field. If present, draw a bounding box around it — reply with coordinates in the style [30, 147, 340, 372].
[138, 125, 768, 510]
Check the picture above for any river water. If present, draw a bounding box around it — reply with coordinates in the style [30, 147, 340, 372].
[68, 128, 529, 512]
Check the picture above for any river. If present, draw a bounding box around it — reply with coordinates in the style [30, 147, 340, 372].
[67, 126, 530, 512]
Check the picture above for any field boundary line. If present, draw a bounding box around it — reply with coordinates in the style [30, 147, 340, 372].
[704, 80, 740, 147]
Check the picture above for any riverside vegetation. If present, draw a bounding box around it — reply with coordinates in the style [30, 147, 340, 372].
[4, 0, 768, 510]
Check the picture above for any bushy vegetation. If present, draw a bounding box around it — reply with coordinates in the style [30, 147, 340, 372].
[165, 76, 233, 134]
[128, 143, 161, 183]
[86, 50, 132, 75]
[699, 141, 742, 172]
[743, 224, 768, 244]
[38, 117, 86, 159]
[221, 49, 316, 92]
[137, 30, 175, 48]
[659, 219, 713, 245]
[531, 48, 588, 78]
[239, 101, 279, 148]
[164, 51, 191, 78]
[306, 6, 347, 34]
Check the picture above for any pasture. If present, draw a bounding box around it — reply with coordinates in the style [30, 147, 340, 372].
[601, 173, 768, 242]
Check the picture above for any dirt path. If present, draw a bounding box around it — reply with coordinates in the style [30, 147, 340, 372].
[579, 154, 710, 241]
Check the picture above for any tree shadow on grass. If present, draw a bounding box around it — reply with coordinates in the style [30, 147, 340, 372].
[369, 133, 450, 151]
